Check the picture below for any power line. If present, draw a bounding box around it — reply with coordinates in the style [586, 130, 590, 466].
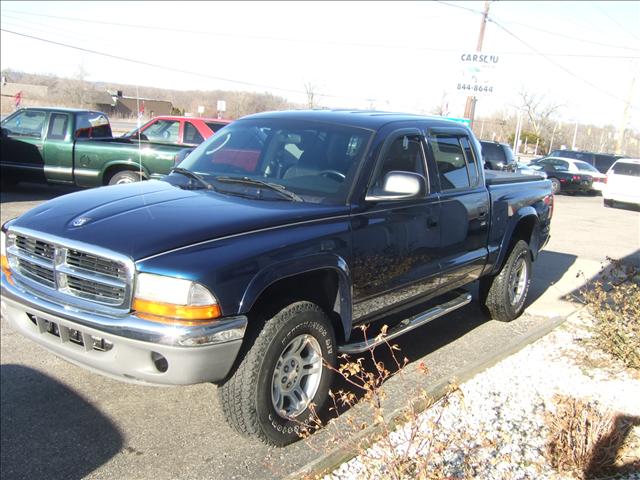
[487, 18, 638, 109]
[0, 27, 378, 103]
[3, 8, 639, 59]
[435, 1, 640, 52]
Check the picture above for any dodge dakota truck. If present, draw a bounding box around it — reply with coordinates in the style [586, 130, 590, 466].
[1, 107, 188, 187]
[1, 110, 553, 446]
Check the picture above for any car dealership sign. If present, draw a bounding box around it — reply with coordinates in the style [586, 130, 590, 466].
[456, 52, 500, 96]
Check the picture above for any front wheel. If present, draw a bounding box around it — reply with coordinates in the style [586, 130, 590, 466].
[218, 301, 336, 446]
[108, 170, 143, 185]
[480, 240, 532, 322]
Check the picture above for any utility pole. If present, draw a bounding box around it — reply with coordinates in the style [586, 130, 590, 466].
[463, 0, 491, 128]
[615, 72, 636, 154]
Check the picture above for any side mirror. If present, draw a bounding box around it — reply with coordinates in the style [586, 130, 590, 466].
[365, 171, 426, 201]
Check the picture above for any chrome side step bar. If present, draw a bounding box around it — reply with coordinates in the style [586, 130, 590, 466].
[338, 291, 472, 355]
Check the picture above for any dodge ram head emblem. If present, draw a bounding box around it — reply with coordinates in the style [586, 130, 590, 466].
[71, 216, 92, 227]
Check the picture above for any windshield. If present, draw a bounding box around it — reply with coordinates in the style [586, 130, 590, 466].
[176, 118, 372, 204]
[573, 160, 599, 173]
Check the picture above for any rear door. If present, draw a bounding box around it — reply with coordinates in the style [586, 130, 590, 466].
[427, 128, 490, 289]
[43, 112, 74, 184]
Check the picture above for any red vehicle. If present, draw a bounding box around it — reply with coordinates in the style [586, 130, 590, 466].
[123, 116, 232, 146]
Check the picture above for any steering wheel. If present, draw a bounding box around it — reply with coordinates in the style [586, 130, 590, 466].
[319, 170, 346, 181]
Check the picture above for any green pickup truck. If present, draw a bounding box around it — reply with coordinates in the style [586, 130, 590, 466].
[1, 107, 189, 188]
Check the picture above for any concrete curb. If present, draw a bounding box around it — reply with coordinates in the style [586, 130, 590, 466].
[285, 314, 569, 480]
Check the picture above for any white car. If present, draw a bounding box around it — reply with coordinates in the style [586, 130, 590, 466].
[565, 159, 607, 192]
[603, 158, 640, 208]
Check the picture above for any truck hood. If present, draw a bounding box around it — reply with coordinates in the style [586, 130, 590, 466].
[9, 181, 348, 261]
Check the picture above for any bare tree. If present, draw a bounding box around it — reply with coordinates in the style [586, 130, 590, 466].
[304, 81, 319, 109]
[518, 90, 563, 139]
[430, 91, 450, 116]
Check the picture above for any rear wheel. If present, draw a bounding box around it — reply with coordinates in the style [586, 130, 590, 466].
[480, 240, 531, 322]
[549, 177, 561, 194]
[218, 301, 336, 446]
[108, 170, 143, 185]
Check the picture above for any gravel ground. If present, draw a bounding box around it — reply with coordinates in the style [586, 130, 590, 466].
[326, 310, 640, 480]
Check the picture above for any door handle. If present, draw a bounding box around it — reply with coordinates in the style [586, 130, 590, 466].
[478, 208, 488, 218]
[426, 217, 439, 228]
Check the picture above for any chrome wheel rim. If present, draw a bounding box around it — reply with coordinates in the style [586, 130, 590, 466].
[115, 176, 136, 184]
[509, 256, 528, 307]
[271, 334, 322, 418]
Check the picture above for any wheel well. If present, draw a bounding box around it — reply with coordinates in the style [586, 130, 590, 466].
[103, 165, 146, 185]
[509, 215, 537, 254]
[248, 269, 345, 343]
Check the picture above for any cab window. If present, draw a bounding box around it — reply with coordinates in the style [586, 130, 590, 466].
[1, 110, 47, 139]
[184, 122, 205, 145]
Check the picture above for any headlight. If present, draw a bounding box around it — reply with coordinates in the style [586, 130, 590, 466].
[1, 229, 11, 278]
[133, 272, 221, 324]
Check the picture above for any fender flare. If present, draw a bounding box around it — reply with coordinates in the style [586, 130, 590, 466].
[100, 160, 150, 183]
[239, 253, 353, 341]
[491, 207, 540, 275]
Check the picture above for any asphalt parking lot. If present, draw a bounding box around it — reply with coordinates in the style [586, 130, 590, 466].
[1, 185, 639, 480]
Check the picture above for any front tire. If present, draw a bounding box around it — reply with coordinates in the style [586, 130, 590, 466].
[480, 240, 532, 322]
[108, 170, 143, 185]
[219, 301, 336, 446]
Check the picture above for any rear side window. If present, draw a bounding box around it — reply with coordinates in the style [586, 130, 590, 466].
[75, 112, 112, 138]
[184, 122, 204, 144]
[1, 110, 47, 139]
[460, 137, 479, 186]
[205, 121, 228, 133]
[430, 135, 473, 190]
[611, 162, 640, 177]
[47, 113, 69, 140]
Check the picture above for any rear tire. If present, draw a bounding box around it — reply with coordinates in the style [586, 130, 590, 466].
[108, 170, 143, 185]
[480, 240, 531, 322]
[218, 301, 336, 446]
[549, 177, 561, 194]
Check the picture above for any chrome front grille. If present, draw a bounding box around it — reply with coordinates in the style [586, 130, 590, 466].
[7, 231, 134, 310]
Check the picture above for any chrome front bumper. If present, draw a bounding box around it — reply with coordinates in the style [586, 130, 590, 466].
[1, 271, 247, 386]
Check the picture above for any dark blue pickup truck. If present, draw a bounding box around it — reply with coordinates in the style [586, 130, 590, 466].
[1, 110, 552, 446]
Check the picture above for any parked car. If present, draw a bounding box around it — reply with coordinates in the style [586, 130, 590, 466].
[529, 157, 594, 194]
[123, 116, 231, 146]
[513, 161, 547, 179]
[603, 158, 640, 208]
[480, 140, 516, 171]
[1, 110, 553, 446]
[548, 149, 626, 174]
[0, 107, 203, 187]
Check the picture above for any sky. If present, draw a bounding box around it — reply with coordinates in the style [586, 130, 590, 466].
[1, 1, 639, 129]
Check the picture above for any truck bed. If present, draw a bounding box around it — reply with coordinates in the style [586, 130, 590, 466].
[484, 170, 544, 185]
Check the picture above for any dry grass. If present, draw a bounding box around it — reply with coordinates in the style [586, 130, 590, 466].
[580, 258, 640, 370]
[544, 394, 640, 479]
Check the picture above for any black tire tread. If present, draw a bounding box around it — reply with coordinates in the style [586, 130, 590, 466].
[481, 240, 530, 322]
[218, 301, 325, 443]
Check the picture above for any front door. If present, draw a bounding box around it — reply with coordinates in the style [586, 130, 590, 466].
[351, 129, 441, 322]
[0, 109, 48, 183]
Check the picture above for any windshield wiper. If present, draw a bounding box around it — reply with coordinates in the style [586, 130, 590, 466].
[215, 176, 303, 202]
[171, 168, 216, 190]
